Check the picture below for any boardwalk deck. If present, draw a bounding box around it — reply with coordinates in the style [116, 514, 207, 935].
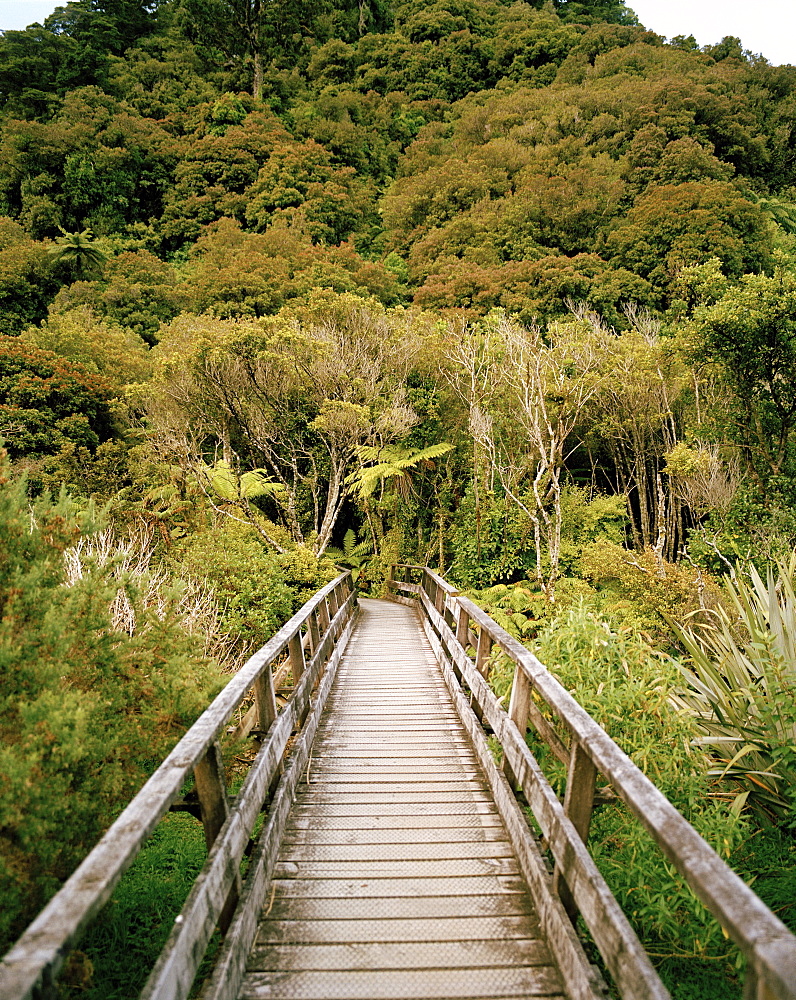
[239, 598, 567, 1000]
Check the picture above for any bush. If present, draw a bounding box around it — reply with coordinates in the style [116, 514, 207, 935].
[581, 539, 719, 640]
[0, 455, 223, 951]
[671, 554, 796, 825]
[174, 521, 336, 658]
[530, 607, 748, 967]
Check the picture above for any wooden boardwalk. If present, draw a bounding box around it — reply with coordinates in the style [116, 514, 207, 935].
[4, 569, 796, 1000]
[239, 598, 566, 1000]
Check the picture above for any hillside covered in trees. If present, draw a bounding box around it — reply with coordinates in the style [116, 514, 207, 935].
[1, 1, 796, 997]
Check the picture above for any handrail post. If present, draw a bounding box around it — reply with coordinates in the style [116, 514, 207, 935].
[288, 631, 305, 686]
[451, 606, 469, 683]
[307, 610, 321, 654]
[554, 740, 598, 923]
[193, 742, 240, 933]
[744, 967, 779, 1000]
[253, 661, 283, 800]
[317, 597, 331, 639]
[289, 628, 310, 726]
[253, 664, 277, 734]
[504, 665, 533, 790]
[455, 606, 469, 649]
[476, 628, 493, 679]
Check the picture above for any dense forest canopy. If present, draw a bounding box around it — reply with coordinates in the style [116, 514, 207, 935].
[1, 1, 796, 996]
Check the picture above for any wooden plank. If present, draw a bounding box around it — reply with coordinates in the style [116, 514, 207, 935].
[277, 842, 516, 863]
[287, 801, 501, 816]
[253, 915, 540, 944]
[267, 874, 529, 899]
[238, 967, 564, 999]
[261, 894, 535, 921]
[285, 813, 506, 830]
[248, 939, 553, 971]
[281, 827, 509, 844]
[193, 742, 240, 933]
[272, 858, 520, 879]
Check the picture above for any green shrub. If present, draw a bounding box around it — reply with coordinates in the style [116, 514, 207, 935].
[175, 521, 336, 657]
[59, 813, 208, 1000]
[581, 539, 719, 640]
[0, 455, 223, 952]
[671, 554, 796, 825]
[531, 607, 748, 966]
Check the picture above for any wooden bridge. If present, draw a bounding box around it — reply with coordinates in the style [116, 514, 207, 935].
[2, 567, 796, 1000]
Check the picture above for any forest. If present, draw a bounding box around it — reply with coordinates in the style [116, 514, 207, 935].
[0, 0, 795, 996]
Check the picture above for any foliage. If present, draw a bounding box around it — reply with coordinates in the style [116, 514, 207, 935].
[59, 813, 208, 1000]
[174, 520, 335, 655]
[46, 228, 107, 280]
[21, 305, 152, 387]
[0, 337, 115, 460]
[347, 441, 453, 499]
[533, 607, 749, 965]
[0, 453, 224, 951]
[53, 249, 187, 343]
[148, 294, 424, 554]
[0, 219, 59, 335]
[325, 527, 373, 584]
[581, 539, 718, 640]
[684, 266, 796, 483]
[671, 554, 796, 824]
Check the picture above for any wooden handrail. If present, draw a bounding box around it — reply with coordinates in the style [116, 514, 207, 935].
[0, 572, 357, 1000]
[388, 564, 796, 1000]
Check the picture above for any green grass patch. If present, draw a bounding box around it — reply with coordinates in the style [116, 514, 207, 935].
[60, 812, 208, 999]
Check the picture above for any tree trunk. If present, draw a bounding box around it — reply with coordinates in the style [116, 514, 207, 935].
[253, 48, 264, 100]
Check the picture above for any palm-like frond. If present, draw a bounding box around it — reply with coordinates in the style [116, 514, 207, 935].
[670, 553, 796, 820]
[46, 228, 107, 276]
[347, 442, 454, 498]
[199, 460, 286, 503]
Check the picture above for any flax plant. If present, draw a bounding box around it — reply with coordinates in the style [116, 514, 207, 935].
[671, 555, 796, 823]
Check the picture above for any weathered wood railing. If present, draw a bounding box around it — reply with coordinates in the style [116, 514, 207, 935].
[388, 564, 796, 1000]
[0, 572, 356, 1000]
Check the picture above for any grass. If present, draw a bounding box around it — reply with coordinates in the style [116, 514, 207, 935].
[59, 812, 208, 999]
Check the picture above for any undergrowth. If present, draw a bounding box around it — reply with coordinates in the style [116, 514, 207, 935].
[60, 813, 208, 999]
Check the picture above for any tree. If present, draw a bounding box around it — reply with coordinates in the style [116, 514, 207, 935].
[0, 338, 114, 459]
[0, 453, 222, 950]
[147, 294, 425, 554]
[0, 219, 58, 335]
[606, 181, 771, 295]
[347, 441, 453, 553]
[21, 305, 152, 388]
[46, 228, 107, 279]
[584, 308, 693, 562]
[686, 267, 796, 484]
[445, 311, 611, 601]
[180, 0, 332, 99]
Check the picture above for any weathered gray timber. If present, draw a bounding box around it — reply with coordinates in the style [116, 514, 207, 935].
[241, 598, 578, 1000]
[0, 573, 356, 1000]
[389, 564, 796, 1000]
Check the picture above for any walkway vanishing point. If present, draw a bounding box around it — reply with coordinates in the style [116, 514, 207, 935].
[2, 567, 796, 1000]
